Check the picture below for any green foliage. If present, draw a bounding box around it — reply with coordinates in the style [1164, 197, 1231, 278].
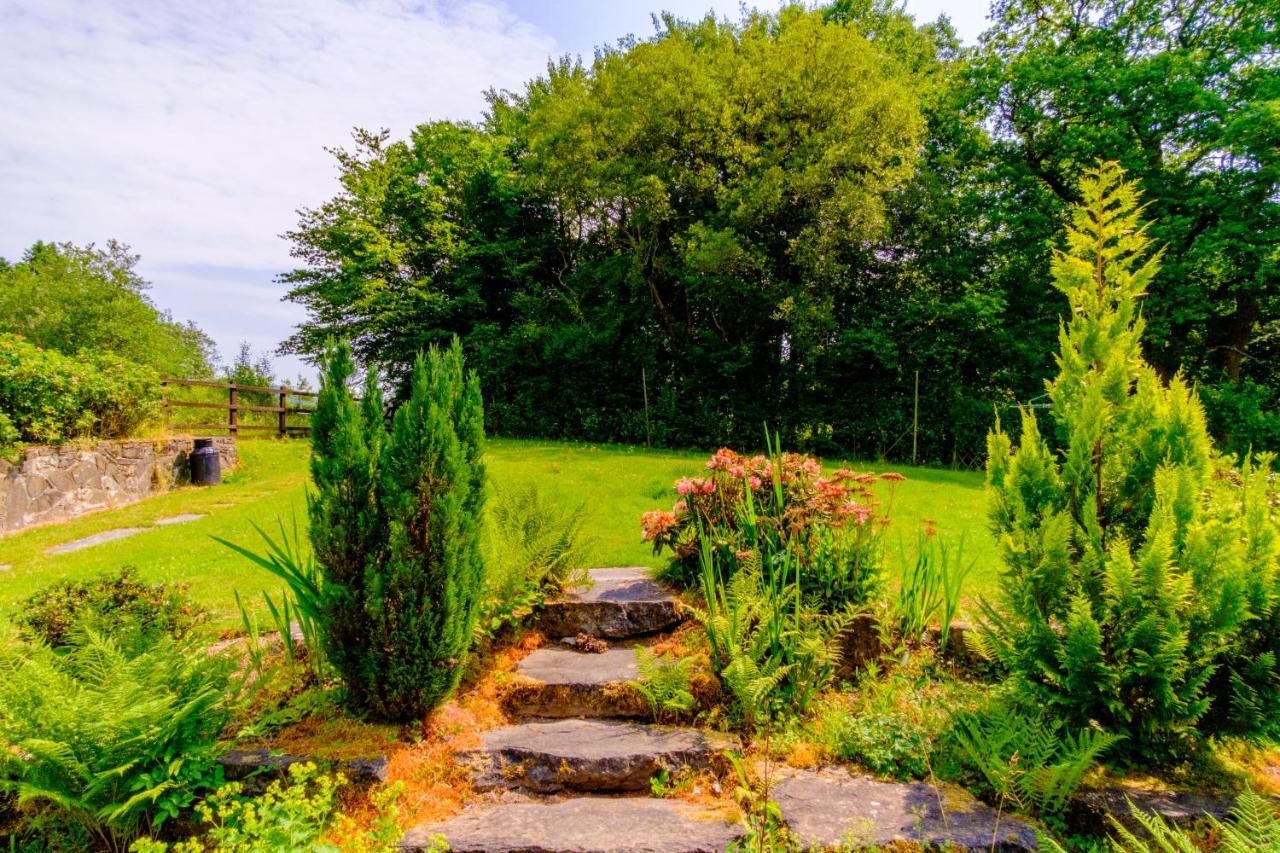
[1108, 787, 1280, 853]
[1041, 787, 1280, 853]
[16, 568, 205, 650]
[281, 7, 945, 456]
[724, 751, 790, 853]
[893, 532, 972, 647]
[217, 518, 329, 680]
[277, 0, 1279, 462]
[814, 656, 977, 781]
[633, 648, 697, 722]
[0, 630, 235, 851]
[135, 761, 409, 853]
[818, 702, 932, 780]
[478, 483, 588, 636]
[950, 702, 1119, 818]
[0, 333, 161, 447]
[697, 538, 850, 727]
[0, 241, 216, 377]
[308, 338, 486, 722]
[983, 163, 1280, 761]
[969, 0, 1280, 456]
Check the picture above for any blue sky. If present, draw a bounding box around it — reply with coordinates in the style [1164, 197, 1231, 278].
[0, 0, 991, 382]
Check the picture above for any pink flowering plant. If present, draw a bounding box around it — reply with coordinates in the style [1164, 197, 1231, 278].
[643, 436, 903, 612]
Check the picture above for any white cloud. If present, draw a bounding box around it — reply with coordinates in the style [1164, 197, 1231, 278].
[0, 0, 556, 376]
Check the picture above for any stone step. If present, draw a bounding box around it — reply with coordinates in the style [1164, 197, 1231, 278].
[773, 767, 1039, 851]
[399, 796, 743, 852]
[504, 646, 647, 718]
[539, 567, 683, 640]
[458, 719, 735, 794]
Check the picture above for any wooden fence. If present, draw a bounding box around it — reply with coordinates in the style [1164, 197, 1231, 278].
[161, 378, 317, 437]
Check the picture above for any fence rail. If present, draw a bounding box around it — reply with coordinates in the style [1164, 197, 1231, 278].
[161, 378, 317, 437]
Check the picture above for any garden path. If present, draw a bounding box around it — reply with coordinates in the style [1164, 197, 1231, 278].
[398, 568, 1041, 852]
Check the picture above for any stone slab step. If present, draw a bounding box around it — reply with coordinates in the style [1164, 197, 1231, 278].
[459, 719, 734, 793]
[505, 646, 647, 718]
[45, 527, 149, 554]
[773, 767, 1039, 851]
[399, 796, 743, 852]
[539, 567, 683, 640]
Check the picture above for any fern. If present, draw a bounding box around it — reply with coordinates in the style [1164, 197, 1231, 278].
[952, 702, 1119, 817]
[634, 648, 698, 720]
[695, 534, 848, 726]
[1103, 788, 1280, 852]
[0, 629, 235, 851]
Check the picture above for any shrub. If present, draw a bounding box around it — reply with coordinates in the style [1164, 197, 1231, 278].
[644, 439, 897, 611]
[697, 541, 850, 727]
[0, 333, 160, 447]
[16, 567, 205, 649]
[306, 338, 486, 722]
[982, 162, 1280, 762]
[0, 629, 235, 850]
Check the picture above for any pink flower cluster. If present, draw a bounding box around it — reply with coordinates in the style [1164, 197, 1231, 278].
[641, 445, 906, 548]
[641, 509, 679, 540]
[675, 477, 717, 496]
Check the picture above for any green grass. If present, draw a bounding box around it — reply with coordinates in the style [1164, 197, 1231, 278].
[0, 437, 997, 629]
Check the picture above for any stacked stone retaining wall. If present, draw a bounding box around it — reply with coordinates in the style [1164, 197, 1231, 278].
[0, 438, 236, 534]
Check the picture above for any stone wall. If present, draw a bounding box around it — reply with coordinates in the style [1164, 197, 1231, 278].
[0, 437, 237, 535]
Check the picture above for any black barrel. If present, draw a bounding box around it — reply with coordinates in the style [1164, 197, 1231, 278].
[190, 438, 222, 486]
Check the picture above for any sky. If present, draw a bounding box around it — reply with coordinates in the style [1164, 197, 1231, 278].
[0, 0, 992, 382]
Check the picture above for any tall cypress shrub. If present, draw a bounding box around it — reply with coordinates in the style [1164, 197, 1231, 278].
[983, 163, 1279, 762]
[310, 338, 486, 721]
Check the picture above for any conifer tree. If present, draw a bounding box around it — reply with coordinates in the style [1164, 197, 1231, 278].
[309, 338, 486, 721]
[984, 163, 1279, 760]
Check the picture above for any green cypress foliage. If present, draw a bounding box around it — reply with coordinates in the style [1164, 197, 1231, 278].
[983, 163, 1280, 761]
[309, 338, 486, 721]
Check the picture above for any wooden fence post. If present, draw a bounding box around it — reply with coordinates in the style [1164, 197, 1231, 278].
[228, 383, 238, 436]
[278, 387, 288, 437]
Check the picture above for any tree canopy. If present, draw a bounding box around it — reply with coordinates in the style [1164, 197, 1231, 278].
[280, 0, 1279, 460]
[0, 241, 217, 378]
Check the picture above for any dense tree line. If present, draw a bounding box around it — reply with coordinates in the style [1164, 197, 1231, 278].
[0, 241, 217, 377]
[281, 0, 1278, 462]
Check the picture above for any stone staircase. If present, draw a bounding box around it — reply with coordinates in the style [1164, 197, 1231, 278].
[399, 568, 745, 852]
[398, 567, 1041, 852]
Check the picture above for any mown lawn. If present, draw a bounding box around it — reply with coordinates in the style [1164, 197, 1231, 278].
[0, 437, 997, 629]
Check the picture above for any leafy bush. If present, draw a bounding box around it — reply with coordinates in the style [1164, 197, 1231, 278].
[0, 629, 235, 850]
[644, 440, 897, 610]
[305, 338, 485, 722]
[16, 568, 205, 649]
[814, 654, 981, 781]
[982, 163, 1280, 761]
[697, 540, 850, 727]
[0, 333, 160, 447]
[820, 703, 932, 780]
[950, 702, 1118, 818]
